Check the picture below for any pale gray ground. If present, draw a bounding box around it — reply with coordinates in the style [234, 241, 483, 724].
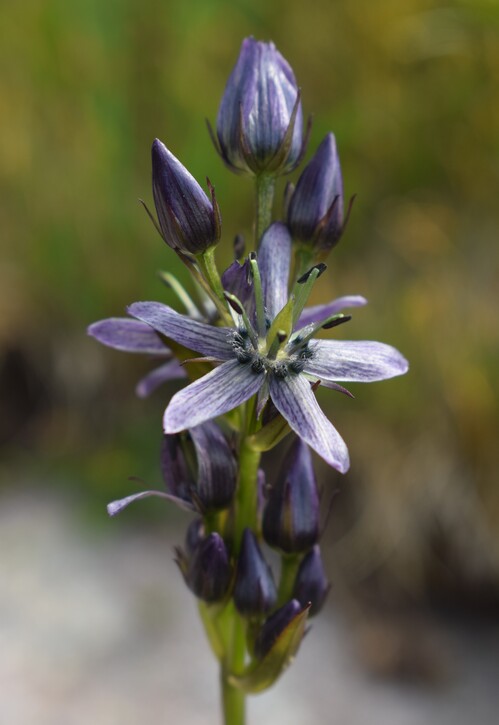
[1, 488, 498, 725]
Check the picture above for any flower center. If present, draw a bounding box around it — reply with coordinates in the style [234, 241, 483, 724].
[231, 328, 313, 378]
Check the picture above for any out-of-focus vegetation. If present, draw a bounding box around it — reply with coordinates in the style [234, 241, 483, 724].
[1, 0, 498, 615]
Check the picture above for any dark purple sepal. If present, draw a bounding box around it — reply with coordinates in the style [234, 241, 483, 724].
[262, 438, 320, 553]
[287, 133, 347, 252]
[152, 139, 221, 255]
[234, 529, 277, 617]
[215, 37, 304, 176]
[293, 545, 329, 616]
[254, 599, 303, 660]
[185, 532, 232, 603]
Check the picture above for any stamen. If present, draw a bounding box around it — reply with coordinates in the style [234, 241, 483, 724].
[289, 313, 351, 351]
[249, 252, 267, 339]
[223, 291, 258, 347]
[292, 263, 328, 325]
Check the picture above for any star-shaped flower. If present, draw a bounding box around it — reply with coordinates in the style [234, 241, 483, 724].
[125, 223, 408, 473]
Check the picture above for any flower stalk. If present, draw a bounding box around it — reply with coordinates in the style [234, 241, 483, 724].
[88, 34, 409, 725]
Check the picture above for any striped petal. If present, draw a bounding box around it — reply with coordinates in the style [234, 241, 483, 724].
[128, 301, 233, 359]
[269, 374, 350, 473]
[296, 295, 367, 329]
[304, 340, 409, 383]
[88, 318, 171, 355]
[258, 222, 292, 319]
[164, 359, 265, 433]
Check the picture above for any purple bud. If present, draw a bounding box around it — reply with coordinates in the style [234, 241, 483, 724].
[185, 532, 232, 603]
[287, 133, 346, 252]
[234, 529, 277, 617]
[254, 599, 302, 659]
[215, 37, 304, 176]
[161, 421, 237, 512]
[293, 545, 329, 616]
[263, 438, 320, 553]
[152, 139, 221, 255]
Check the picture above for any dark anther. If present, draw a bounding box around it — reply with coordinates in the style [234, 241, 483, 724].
[274, 362, 289, 378]
[251, 358, 265, 374]
[296, 263, 327, 284]
[289, 359, 305, 374]
[236, 349, 253, 363]
[322, 315, 351, 330]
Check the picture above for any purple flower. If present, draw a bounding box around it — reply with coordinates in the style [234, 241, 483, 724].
[214, 37, 304, 175]
[125, 223, 408, 473]
[152, 139, 221, 255]
[287, 133, 349, 252]
[87, 316, 186, 398]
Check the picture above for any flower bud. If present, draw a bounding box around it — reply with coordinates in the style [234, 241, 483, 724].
[152, 138, 221, 255]
[161, 421, 237, 512]
[287, 133, 348, 253]
[215, 37, 304, 176]
[293, 545, 329, 616]
[185, 532, 232, 603]
[234, 529, 277, 617]
[254, 599, 302, 659]
[262, 438, 320, 553]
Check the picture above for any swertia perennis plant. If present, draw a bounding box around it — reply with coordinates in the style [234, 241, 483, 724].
[88, 36, 408, 725]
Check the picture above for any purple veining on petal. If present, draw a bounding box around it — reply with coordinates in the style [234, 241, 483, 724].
[269, 374, 350, 473]
[88, 318, 172, 355]
[258, 222, 292, 319]
[303, 339, 409, 383]
[296, 295, 368, 329]
[127, 301, 233, 359]
[164, 359, 265, 433]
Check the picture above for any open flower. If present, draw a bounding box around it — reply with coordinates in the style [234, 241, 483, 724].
[126, 223, 408, 472]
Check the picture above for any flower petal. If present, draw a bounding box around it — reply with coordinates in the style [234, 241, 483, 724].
[304, 340, 409, 382]
[164, 359, 265, 433]
[127, 301, 233, 359]
[296, 295, 367, 329]
[135, 360, 186, 398]
[222, 259, 254, 310]
[107, 490, 195, 516]
[87, 318, 171, 355]
[258, 222, 292, 319]
[269, 374, 349, 473]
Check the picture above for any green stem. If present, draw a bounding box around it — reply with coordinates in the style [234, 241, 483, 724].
[221, 665, 245, 725]
[277, 554, 301, 606]
[234, 438, 262, 554]
[197, 247, 233, 324]
[255, 174, 276, 246]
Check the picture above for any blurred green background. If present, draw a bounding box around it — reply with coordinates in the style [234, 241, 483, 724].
[1, 0, 499, 703]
